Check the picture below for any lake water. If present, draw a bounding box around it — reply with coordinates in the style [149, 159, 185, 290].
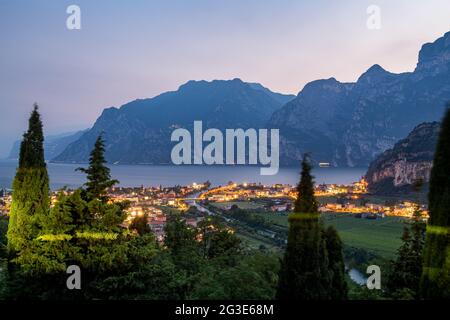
[348, 268, 367, 286]
[0, 160, 367, 190]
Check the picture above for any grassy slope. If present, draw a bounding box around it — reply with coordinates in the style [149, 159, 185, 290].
[211, 201, 265, 210]
[253, 211, 404, 258]
[204, 200, 405, 258]
[323, 215, 404, 257]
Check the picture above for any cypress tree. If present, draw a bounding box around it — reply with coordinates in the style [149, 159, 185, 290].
[77, 134, 118, 202]
[421, 106, 450, 299]
[276, 155, 331, 300]
[7, 104, 49, 253]
[294, 154, 319, 213]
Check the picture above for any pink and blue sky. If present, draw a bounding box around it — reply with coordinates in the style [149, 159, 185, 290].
[1, 0, 450, 157]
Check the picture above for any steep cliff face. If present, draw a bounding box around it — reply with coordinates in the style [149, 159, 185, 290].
[268, 31, 450, 166]
[365, 122, 440, 194]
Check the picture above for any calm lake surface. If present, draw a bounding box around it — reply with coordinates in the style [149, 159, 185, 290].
[0, 160, 367, 190]
[348, 268, 367, 286]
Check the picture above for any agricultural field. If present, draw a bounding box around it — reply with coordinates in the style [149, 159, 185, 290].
[205, 198, 406, 258]
[250, 211, 405, 258]
[253, 212, 289, 228]
[363, 193, 427, 205]
[324, 214, 405, 257]
[236, 232, 279, 252]
[211, 201, 266, 210]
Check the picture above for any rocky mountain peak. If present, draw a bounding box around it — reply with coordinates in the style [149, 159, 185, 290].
[298, 77, 349, 96]
[415, 31, 450, 74]
[357, 64, 393, 85]
[53, 78, 292, 163]
[54, 30, 450, 167]
[178, 78, 246, 91]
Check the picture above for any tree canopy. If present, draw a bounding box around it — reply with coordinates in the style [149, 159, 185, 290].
[277, 154, 347, 300]
[421, 105, 450, 299]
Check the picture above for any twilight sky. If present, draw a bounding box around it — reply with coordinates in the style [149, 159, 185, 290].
[1, 0, 450, 157]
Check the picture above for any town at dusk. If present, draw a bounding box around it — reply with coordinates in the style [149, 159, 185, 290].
[1, 0, 449, 316]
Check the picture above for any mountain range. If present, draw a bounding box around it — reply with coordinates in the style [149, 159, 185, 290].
[8, 129, 88, 160]
[15, 30, 450, 167]
[269, 31, 450, 166]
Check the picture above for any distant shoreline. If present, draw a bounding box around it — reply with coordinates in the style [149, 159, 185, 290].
[0, 160, 367, 191]
[3, 158, 362, 170]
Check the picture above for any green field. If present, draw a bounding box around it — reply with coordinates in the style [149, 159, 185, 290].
[211, 201, 265, 210]
[251, 212, 405, 258]
[207, 199, 406, 258]
[236, 232, 279, 251]
[362, 195, 426, 206]
[324, 215, 405, 257]
[253, 212, 289, 227]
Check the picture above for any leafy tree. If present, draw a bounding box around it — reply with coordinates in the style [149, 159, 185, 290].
[387, 225, 422, 298]
[348, 279, 386, 300]
[163, 214, 203, 296]
[77, 135, 118, 202]
[409, 210, 426, 285]
[207, 229, 241, 260]
[14, 190, 79, 274]
[85, 232, 159, 299]
[190, 252, 279, 300]
[421, 105, 450, 299]
[164, 214, 198, 255]
[3, 126, 159, 299]
[387, 179, 426, 299]
[198, 217, 241, 262]
[7, 104, 50, 253]
[129, 213, 152, 236]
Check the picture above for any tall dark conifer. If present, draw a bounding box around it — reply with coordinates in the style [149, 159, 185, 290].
[388, 226, 415, 298]
[277, 155, 331, 300]
[294, 155, 319, 213]
[7, 104, 49, 253]
[324, 226, 348, 300]
[77, 135, 118, 202]
[421, 106, 450, 299]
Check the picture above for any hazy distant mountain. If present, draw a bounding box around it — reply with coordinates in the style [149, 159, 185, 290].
[269, 31, 450, 166]
[9, 129, 88, 160]
[365, 122, 440, 194]
[53, 79, 292, 164]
